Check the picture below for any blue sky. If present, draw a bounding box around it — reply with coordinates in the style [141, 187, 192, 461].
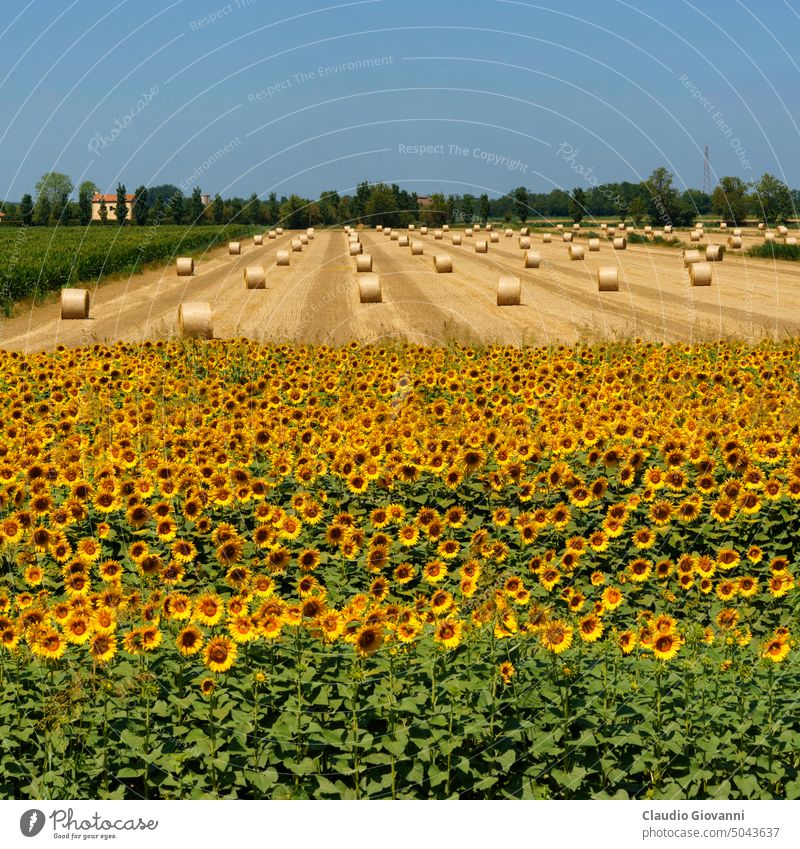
[2, 0, 799, 200]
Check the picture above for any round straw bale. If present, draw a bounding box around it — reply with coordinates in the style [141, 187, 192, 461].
[61, 288, 90, 319]
[178, 302, 212, 338]
[588, 238, 600, 251]
[229, 241, 241, 255]
[571, 223, 579, 232]
[617, 222, 626, 231]
[398, 235, 409, 247]
[420, 226, 429, 235]
[563, 232, 573, 242]
[176, 257, 194, 276]
[683, 249, 701, 266]
[474, 223, 481, 230]
[443, 224, 450, 232]
[276, 227, 284, 235]
[719, 222, 727, 229]
[758, 223, 766, 230]
[765, 231, 775, 242]
[465, 228, 473, 237]
[349, 242, 363, 255]
[613, 236, 627, 250]
[690, 262, 712, 286]
[411, 240, 424, 255]
[434, 229, 443, 240]
[434, 254, 453, 273]
[654, 230, 663, 238]
[408, 223, 415, 230]
[519, 236, 531, 249]
[523, 250, 540, 268]
[356, 254, 373, 272]
[664, 225, 673, 234]
[690, 230, 701, 242]
[268, 230, 277, 239]
[644, 225, 652, 235]
[497, 275, 521, 306]
[358, 273, 381, 303]
[786, 237, 798, 246]
[556, 224, 563, 230]
[597, 267, 619, 291]
[254, 234, 263, 245]
[291, 238, 303, 251]
[244, 266, 266, 289]
[490, 232, 499, 243]
[727, 236, 743, 249]
[475, 240, 488, 253]
[569, 245, 585, 260]
[600, 223, 608, 231]
[485, 223, 493, 231]
[306, 228, 315, 239]
[276, 250, 290, 266]
[542, 233, 552, 243]
[626, 226, 634, 234]
[778, 225, 788, 236]
[733, 228, 742, 236]
[505, 228, 513, 237]
[375, 225, 381, 231]
[390, 231, 399, 241]
[705, 245, 724, 262]
[383, 226, 392, 235]
[451, 234, 462, 246]
[519, 227, 530, 236]
[299, 234, 309, 245]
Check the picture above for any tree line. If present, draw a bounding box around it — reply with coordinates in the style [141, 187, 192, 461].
[2, 169, 797, 228]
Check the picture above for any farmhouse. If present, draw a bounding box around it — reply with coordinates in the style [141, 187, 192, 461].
[91, 192, 136, 222]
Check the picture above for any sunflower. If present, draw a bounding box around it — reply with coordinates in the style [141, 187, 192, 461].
[89, 633, 117, 664]
[430, 590, 453, 616]
[194, 593, 224, 626]
[200, 678, 216, 697]
[499, 661, 515, 684]
[617, 630, 637, 654]
[601, 586, 623, 611]
[259, 614, 283, 640]
[228, 615, 256, 644]
[422, 560, 448, 584]
[32, 628, 67, 661]
[578, 614, 604, 643]
[434, 618, 463, 650]
[761, 638, 790, 663]
[540, 620, 573, 655]
[354, 624, 383, 657]
[204, 636, 237, 673]
[64, 614, 92, 645]
[652, 632, 682, 661]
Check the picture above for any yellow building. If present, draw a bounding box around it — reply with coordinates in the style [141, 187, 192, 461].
[91, 192, 136, 222]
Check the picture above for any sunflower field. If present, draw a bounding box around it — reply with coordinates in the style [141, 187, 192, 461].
[1, 338, 799, 800]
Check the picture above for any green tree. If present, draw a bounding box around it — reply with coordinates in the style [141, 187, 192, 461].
[34, 194, 51, 226]
[98, 196, 108, 224]
[569, 187, 587, 223]
[19, 193, 33, 226]
[211, 194, 224, 224]
[628, 195, 648, 226]
[35, 172, 73, 209]
[422, 193, 448, 227]
[364, 183, 398, 226]
[460, 194, 474, 224]
[77, 181, 96, 226]
[279, 195, 309, 229]
[187, 187, 205, 224]
[167, 192, 185, 225]
[753, 173, 792, 224]
[114, 183, 128, 225]
[711, 176, 749, 225]
[266, 192, 280, 224]
[228, 197, 243, 224]
[318, 190, 340, 225]
[354, 181, 371, 222]
[149, 196, 165, 225]
[512, 187, 528, 224]
[641, 167, 681, 228]
[478, 193, 490, 224]
[132, 186, 149, 226]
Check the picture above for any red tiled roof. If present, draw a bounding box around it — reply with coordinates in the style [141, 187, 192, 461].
[92, 193, 136, 202]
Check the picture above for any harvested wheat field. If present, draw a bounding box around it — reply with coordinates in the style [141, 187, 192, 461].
[1, 228, 800, 352]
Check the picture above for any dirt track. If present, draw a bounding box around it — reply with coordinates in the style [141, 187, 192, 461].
[2, 227, 800, 351]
